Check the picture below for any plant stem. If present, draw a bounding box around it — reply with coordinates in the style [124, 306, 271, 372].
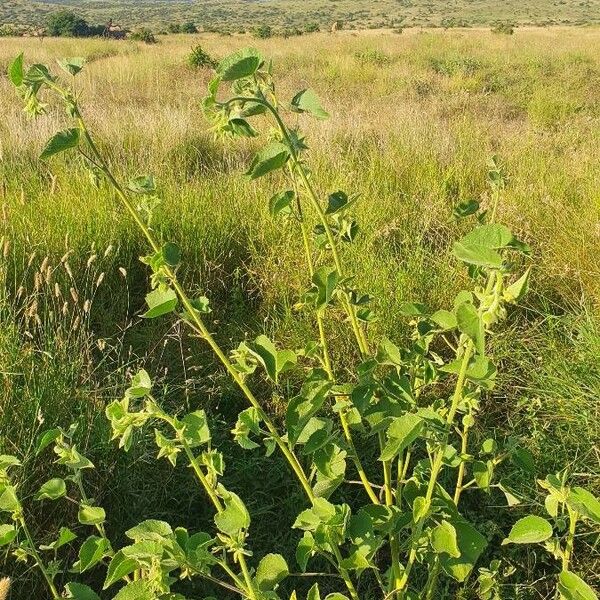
[18, 517, 60, 600]
[289, 167, 379, 505]
[62, 99, 315, 505]
[562, 507, 578, 572]
[396, 339, 475, 597]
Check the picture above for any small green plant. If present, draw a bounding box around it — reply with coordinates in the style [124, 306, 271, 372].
[130, 27, 157, 44]
[491, 22, 515, 34]
[253, 24, 273, 39]
[187, 44, 218, 69]
[5, 48, 599, 600]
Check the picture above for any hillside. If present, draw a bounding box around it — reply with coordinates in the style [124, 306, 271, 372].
[1, 0, 600, 30]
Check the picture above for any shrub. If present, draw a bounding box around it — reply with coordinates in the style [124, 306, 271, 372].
[187, 44, 217, 69]
[492, 22, 515, 34]
[253, 24, 273, 38]
[180, 21, 198, 34]
[0, 23, 24, 37]
[304, 22, 320, 33]
[130, 28, 158, 44]
[166, 23, 181, 34]
[46, 10, 89, 37]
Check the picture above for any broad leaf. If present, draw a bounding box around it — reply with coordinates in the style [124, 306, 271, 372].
[557, 571, 599, 600]
[255, 553, 289, 591]
[217, 47, 262, 81]
[40, 128, 80, 160]
[431, 520, 461, 558]
[291, 88, 329, 119]
[8, 53, 24, 87]
[214, 490, 250, 536]
[504, 515, 553, 544]
[36, 478, 66, 501]
[143, 288, 178, 319]
[379, 413, 423, 462]
[246, 142, 290, 179]
[64, 583, 101, 600]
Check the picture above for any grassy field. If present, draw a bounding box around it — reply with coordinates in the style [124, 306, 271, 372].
[1, 0, 600, 30]
[1, 27, 600, 598]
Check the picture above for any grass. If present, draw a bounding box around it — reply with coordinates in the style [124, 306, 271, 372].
[0, 28, 599, 597]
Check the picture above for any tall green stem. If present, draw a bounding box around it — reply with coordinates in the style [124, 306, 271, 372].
[18, 517, 60, 600]
[396, 339, 475, 597]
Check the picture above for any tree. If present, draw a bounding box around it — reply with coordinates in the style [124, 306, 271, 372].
[46, 10, 89, 37]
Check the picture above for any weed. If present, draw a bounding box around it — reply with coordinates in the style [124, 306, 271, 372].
[3, 47, 598, 600]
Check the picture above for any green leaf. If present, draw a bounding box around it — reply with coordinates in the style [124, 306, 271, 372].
[325, 191, 349, 215]
[75, 535, 111, 573]
[568, 487, 600, 524]
[472, 461, 493, 491]
[291, 88, 329, 119]
[312, 266, 339, 311]
[255, 553, 289, 591]
[453, 224, 513, 268]
[248, 335, 297, 383]
[58, 57, 85, 76]
[126, 369, 152, 398]
[504, 268, 531, 303]
[40, 128, 80, 160]
[246, 142, 290, 179]
[36, 478, 66, 501]
[376, 337, 402, 366]
[126, 519, 173, 541]
[104, 550, 139, 589]
[214, 490, 250, 536]
[456, 301, 483, 354]
[64, 583, 101, 600]
[296, 532, 315, 571]
[39, 526, 77, 551]
[36, 428, 61, 455]
[431, 520, 461, 558]
[217, 47, 262, 81]
[162, 242, 181, 267]
[430, 309, 458, 330]
[440, 520, 487, 582]
[269, 190, 295, 217]
[504, 515, 553, 544]
[78, 505, 106, 526]
[453, 199, 480, 219]
[325, 594, 350, 600]
[307, 583, 321, 600]
[113, 580, 152, 600]
[0, 524, 16, 547]
[182, 410, 211, 447]
[143, 287, 178, 319]
[227, 118, 258, 137]
[128, 175, 156, 194]
[0, 455, 21, 470]
[379, 413, 423, 462]
[557, 571, 599, 600]
[0, 485, 20, 512]
[9, 53, 24, 87]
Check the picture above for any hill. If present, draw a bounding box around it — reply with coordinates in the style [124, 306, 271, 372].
[1, 0, 600, 30]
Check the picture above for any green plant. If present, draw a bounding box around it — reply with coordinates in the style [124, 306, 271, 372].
[4, 47, 599, 600]
[491, 22, 515, 34]
[46, 10, 90, 37]
[253, 24, 273, 39]
[187, 44, 218, 69]
[130, 27, 158, 44]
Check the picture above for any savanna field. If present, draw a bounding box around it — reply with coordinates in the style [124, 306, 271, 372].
[1, 26, 600, 600]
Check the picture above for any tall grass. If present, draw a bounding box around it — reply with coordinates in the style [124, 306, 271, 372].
[1, 29, 599, 596]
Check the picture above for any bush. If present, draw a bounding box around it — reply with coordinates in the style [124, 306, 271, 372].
[130, 28, 158, 44]
[187, 44, 217, 69]
[46, 10, 89, 37]
[0, 23, 24, 37]
[492, 22, 515, 34]
[253, 24, 273, 39]
[180, 21, 198, 34]
[304, 22, 320, 33]
[167, 23, 181, 34]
